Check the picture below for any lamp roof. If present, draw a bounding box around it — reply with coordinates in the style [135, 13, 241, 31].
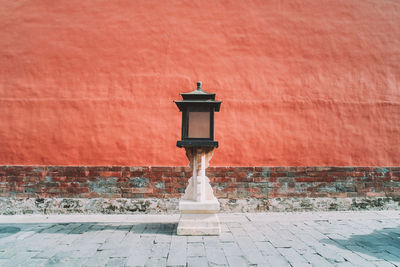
[174, 81, 222, 112]
[180, 81, 216, 100]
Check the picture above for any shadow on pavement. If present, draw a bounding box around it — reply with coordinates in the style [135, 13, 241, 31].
[322, 225, 400, 262]
[0, 222, 178, 236]
[0, 226, 21, 238]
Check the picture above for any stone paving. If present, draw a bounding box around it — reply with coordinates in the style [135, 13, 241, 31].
[0, 211, 399, 266]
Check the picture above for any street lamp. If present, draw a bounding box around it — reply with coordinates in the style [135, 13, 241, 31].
[174, 81, 222, 236]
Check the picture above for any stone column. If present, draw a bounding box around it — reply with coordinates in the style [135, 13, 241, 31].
[177, 147, 221, 235]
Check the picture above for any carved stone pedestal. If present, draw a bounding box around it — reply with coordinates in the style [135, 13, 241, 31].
[177, 147, 221, 236]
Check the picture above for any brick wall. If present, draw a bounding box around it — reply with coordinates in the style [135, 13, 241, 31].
[1, 166, 399, 199]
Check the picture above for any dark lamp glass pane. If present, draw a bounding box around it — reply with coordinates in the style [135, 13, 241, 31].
[188, 112, 210, 138]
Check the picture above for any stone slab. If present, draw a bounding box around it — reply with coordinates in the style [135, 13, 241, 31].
[177, 213, 221, 236]
[179, 199, 220, 214]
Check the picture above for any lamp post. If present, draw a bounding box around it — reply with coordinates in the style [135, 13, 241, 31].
[174, 81, 222, 235]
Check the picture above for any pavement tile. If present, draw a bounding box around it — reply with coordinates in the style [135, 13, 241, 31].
[335, 260, 360, 266]
[243, 250, 268, 265]
[167, 251, 186, 267]
[221, 242, 243, 256]
[255, 241, 281, 256]
[2, 251, 38, 267]
[155, 233, 172, 243]
[150, 242, 170, 258]
[301, 251, 334, 266]
[219, 232, 235, 243]
[188, 236, 203, 243]
[0, 249, 17, 259]
[264, 254, 288, 266]
[187, 256, 208, 267]
[82, 255, 110, 266]
[384, 246, 400, 257]
[167, 252, 186, 267]
[371, 252, 400, 265]
[20, 258, 49, 267]
[313, 244, 346, 263]
[187, 242, 206, 257]
[277, 247, 312, 266]
[105, 257, 127, 266]
[125, 250, 151, 267]
[228, 227, 247, 237]
[345, 245, 382, 261]
[372, 260, 398, 267]
[338, 251, 377, 267]
[225, 255, 248, 267]
[167, 236, 187, 267]
[205, 245, 228, 266]
[145, 257, 167, 267]
[47, 256, 83, 266]
[69, 245, 99, 259]
[203, 236, 219, 244]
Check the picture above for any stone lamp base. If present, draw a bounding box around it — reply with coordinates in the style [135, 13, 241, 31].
[177, 199, 221, 235]
[177, 147, 221, 236]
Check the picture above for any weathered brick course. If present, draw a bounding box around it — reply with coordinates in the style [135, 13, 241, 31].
[0, 166, 399, 200]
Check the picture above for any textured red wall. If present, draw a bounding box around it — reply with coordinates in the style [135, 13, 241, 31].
[0, 1, 399, 166]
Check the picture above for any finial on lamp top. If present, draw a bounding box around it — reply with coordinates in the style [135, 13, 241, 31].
[197, 81, 202, 90]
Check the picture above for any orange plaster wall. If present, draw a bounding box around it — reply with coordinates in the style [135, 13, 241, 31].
[0, 0, 399, 166]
